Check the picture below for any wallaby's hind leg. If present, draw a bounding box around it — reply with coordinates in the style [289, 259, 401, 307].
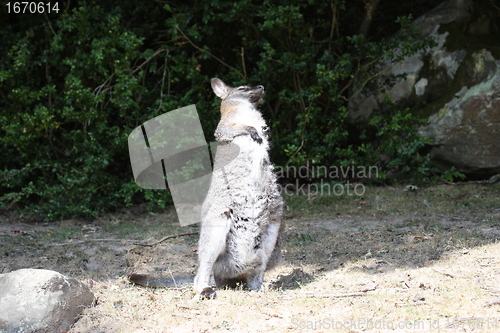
[265, 219, 284, 271]
[265, 195, 284, 271]
[194, 213, 231, 299]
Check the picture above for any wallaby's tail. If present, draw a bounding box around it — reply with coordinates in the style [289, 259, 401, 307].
[128, 273, 194, 288]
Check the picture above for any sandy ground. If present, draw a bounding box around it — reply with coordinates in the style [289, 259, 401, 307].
[1, 183, 500, 332]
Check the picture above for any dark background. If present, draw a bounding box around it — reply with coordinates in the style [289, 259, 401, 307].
[1, 0, 496, 220]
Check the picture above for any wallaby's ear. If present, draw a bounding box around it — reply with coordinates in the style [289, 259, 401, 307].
[211, 78, 229, 99]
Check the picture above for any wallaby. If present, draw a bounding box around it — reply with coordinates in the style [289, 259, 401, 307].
[193, 78, 284, 299]
[127, 79, 284, 298]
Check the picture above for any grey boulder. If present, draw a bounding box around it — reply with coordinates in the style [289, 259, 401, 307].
[0, 269, 95, 333]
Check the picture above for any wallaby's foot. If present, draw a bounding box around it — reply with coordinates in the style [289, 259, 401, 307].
[197, 286, 217, 300]
[246, 126, 262, 144]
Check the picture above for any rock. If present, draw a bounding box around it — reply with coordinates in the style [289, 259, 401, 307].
[349, 0, 500, 178]
[412, 0, 472, 35]
[420, 64, 500, 175]
[0, 269, 95, 333]
[349, 0, 473, 120]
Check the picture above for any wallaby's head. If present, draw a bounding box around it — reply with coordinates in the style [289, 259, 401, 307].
[211, 78, 264, 107]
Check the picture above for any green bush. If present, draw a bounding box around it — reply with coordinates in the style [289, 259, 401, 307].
[0, 0, 456, 220]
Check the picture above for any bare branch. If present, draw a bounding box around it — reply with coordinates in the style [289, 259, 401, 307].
[93, 73, 115, 99]
[488, 0, 500, 12]
[129, 48, 169, 77]
[175, 26, 245, 80]
[94, 48, 169, 102]
[241, 47, 247, 80]
[157, 57, 169, 112]
[44, 12, 57, 36]
[344, 56, 393, 101]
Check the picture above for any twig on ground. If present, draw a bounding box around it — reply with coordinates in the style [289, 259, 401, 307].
[288, 291, 369, 299]
[299, 285, 378, 298]
[50, 232, 198, 247]
[310, 292, 369, 298]
[52, 238, 138, 246]
[432, 268, 459, 279]
[133, 232, 198, 247]
[395, 302, 428, 308]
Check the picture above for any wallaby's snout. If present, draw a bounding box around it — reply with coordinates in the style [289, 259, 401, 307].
[249, 85, 265, 104]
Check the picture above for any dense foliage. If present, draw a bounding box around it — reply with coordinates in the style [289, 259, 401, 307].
[1, 0, 458, 220]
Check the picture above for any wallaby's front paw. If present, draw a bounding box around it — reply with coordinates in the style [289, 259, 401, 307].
[247, 126, 262, 144]
[197, 286, 217, 300]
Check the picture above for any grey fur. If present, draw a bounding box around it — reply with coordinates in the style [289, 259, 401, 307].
[193, 78, 284, 299]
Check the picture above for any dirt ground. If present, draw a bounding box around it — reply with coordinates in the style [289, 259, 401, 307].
[1, 183, 500, 332]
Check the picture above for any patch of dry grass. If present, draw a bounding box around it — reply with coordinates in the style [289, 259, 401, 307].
[73, 241, 500, 332]
[2, 184, 500, 332]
